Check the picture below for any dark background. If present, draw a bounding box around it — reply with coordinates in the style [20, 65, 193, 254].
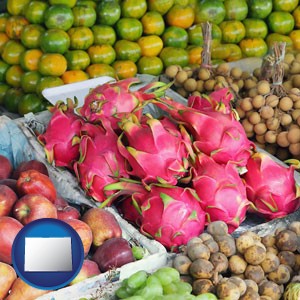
[0, 1, 6, 13]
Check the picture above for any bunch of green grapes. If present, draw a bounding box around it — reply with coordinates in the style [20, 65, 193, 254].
[115, 267, 218, 300]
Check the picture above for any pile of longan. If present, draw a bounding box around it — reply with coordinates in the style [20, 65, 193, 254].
[172, 220, 300, 300]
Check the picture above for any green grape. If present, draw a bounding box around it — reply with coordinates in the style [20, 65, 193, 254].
[162, 282, 178, 295]
[146, 274, 162, 286]
[134, 280, 163, 299]
[156, 295, 188, 300]
[123, 296, 145, 300]
[127, 270, 148, 290]
[152, 267, 180, 286]
[115, 286, 131, 299]
[176, 280, 193, 295]
[195, 293, 218, 300]
[131, 246, 145, 260]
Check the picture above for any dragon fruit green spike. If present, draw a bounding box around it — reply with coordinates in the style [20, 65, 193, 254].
[152, 96, 255, 167]
[73, 118, 129, 204]
[77, 77, 170, 130]
[242, 151, 300, 220]
[192, 153, 251, 233]
[137, 184, 206, 251]
[117, 114, 193, 185]
[38, 98, 84, 169]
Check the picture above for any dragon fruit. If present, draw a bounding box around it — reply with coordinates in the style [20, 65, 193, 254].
[152, 94, 254, 167]
[242, 151, 300, 220]
[192, 153, 251, 233]
[137, 184, 206, 251]
[117, 114, 193, 185]
[38, 98, 84, 169]
[73, 117, 129, 204]
[77, 77, 170, 130]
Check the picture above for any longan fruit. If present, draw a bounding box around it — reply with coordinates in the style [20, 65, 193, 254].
[204, 79, 216, 91]
[175, 70, 189, 85]
[277, 131, 290, 148]
[253, 67, 261, 79]
[183, 66, 193, 78]
[298, 115, 300, 126]
[242, 119, 254, 133]
[266, 117, 280, 131]
[231, 83, 239, 94]
[257, 80, 271, 95]
[289, 143, 300, 156]
[248, 87, 258, 98]
[241, 71, 251, 80]
[198, 68, 211, 81]
[293, 99, 300, 109]
[191, 91, 201, 97]
[279, 96, 293, 111]
[265, 94, 279, 108]
[292, 74, 300, 88]
[239, 98, 253, 112]
[196, 80, 204, 93]
[215, 62, 230, 75]
[287, 127, 300, 144]
[236, 106, 246, 119]
[230, 67, 243, 79]
[248, 111, 261, 124]
[284, 52, 295, 64]
[254, 122, 267, 135]
[264, 130, 277, 144]
[252, 95, 265, 109]
[288, 88, 300, 101]
[255, 134, 265, 144]
[280, 113, 293, 127]
[290, 60, 300, 74]
[176, 87, 189, 98]
[165, 65, 181, 79]
[260, 106, 274, 119]
[244, 78, 257, 90]
[283, 80, 293, 91]
[183, 78, 197, 92]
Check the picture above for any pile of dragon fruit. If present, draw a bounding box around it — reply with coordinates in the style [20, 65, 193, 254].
[38, 77, 300, 251]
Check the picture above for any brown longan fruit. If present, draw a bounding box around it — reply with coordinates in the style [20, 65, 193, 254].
[279, 96, 294, 111]
[292, 74, 300, 88]
[198, 67, 211, 81]
[297, 115, 300, 126]
[183, 78, 197, 92]
[277, 131, 290, 147]
[260, 106, 274, 119]
[204, 79, 216, 91]
[230, 67, 243, 79]
[215, 62, 230, 75]
[257, 80, 271, 95]
[254, 122, 267, 135]
[290, 60, 300, 74]
[287, 127, 300, 144]
[239, 97, 253, 111]
[242, 119, 254, 133]
[266, 117, 280, 130]
[294, 99, 300, 109]
[264, 130, 277, 144]
[289, 142, 300, 156]
[241, 71, 251, 80]
[280, 113, 293, 127]
[283, 80, 293, 91]
[265, 94, 279, 107]
[288, 87, 300, 101]
[176, 87, 189, 98]
[244, 78, 257, 90]
[248, 87, 258, 98]
[175, 70, 189, 84]
[165, 65, 181, 78]
[284, 52, 295, 64]
[236, 106, 246, 119]
[255, 134, 265, 144]
[196, 80, 204, 92]
[252, 95, 265, 109]
[253, 67, 261, 78]
[248, 111, 261, 124]
[292, 108, 300, 121]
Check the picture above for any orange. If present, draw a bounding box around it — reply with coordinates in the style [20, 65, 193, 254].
[21, 71, 42, 93]
[96, 0, 121, 26]
[44, 4, 74, 31]
[68, 26, 94, 50]
[38, 53, 67, 76]
[7, 0, 31, 16]
[3, 87, 24, 113]
[219, 20, 246, 44]
[0, 59, 9, 82]
[87, 44, 116, 65]
[20, 24, 45, 49]
[0, 13, 9, 32]
[137, 35, 163, 57]
[72, 5, 97, 27]
[61, 70, 89, 84]
[165, 4, 195, 29]
[24, 1, 49, 24]
[0, 32, 9, 53]
[114, 40, 141, 63]
[162, 26, 189, 49]
[0, 83, 9, 105]
[293, 6, 300, 28]
[91, 24, 116, 46]
[140, 11, 165, 36]
[5, 15, 29, 39]
[86, 63, 116, 79]
[115, 18, 143, 42]
[20, 49, 43, 72]
[5, 65, 24, 88]
[147, 0, 175, 15]
[2, 40, 25, 65]
[121, 0, 147, 18]
[64, 50, 91, 70]
[226, 43, 243, 62]
[290, 30, 300, 50]
[18, 93, 43, 116]
[239, 38, 268, 57]
[211, 43, 231, 60]
[159, 46, 189, 67]
[265, 33, 293, 52]
[36, 76, 64, 96]
[49, 0, 77, 8]
[112, 60, 137, 80]
[40, 28, 70, 54]
[137, 56, 164, 76]
[187, 45, 202, 65]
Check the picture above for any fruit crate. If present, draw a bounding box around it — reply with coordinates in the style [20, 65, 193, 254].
[0, 113, 168, 300]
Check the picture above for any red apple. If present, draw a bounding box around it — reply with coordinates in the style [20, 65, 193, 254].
[0, 184, 18, 217]
[57, 205, 81, 221]
[69, 259, 101, 285]
[0, 179, 18, 194]
[0, 262, 17, 299]
[13, 194, 57, 225]
[16, 169, 57, 203]
[63, 219, 93, 257]
[12, 159, 49, 179]
[5, 277, 50, 300]
[0, 155, 13, 180]
[0, 216, 23, 264]
[92, 237, 134, 272]
[53, 196, 69, 208]
[81, 208, 122, 248]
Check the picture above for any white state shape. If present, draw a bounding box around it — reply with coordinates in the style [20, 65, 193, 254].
[24, 237, 72, 272]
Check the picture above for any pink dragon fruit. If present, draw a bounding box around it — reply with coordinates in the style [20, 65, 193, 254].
[77, 77, 169, 130]
[242, 151, 300, 220]
[138, 184, 206, 251]
[192, 153, 251, 233]
[73, 117, 129, 204]
[117, 114, 193, 185]
[152, 94, 254, 167]
[38, 98, 84, 169]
